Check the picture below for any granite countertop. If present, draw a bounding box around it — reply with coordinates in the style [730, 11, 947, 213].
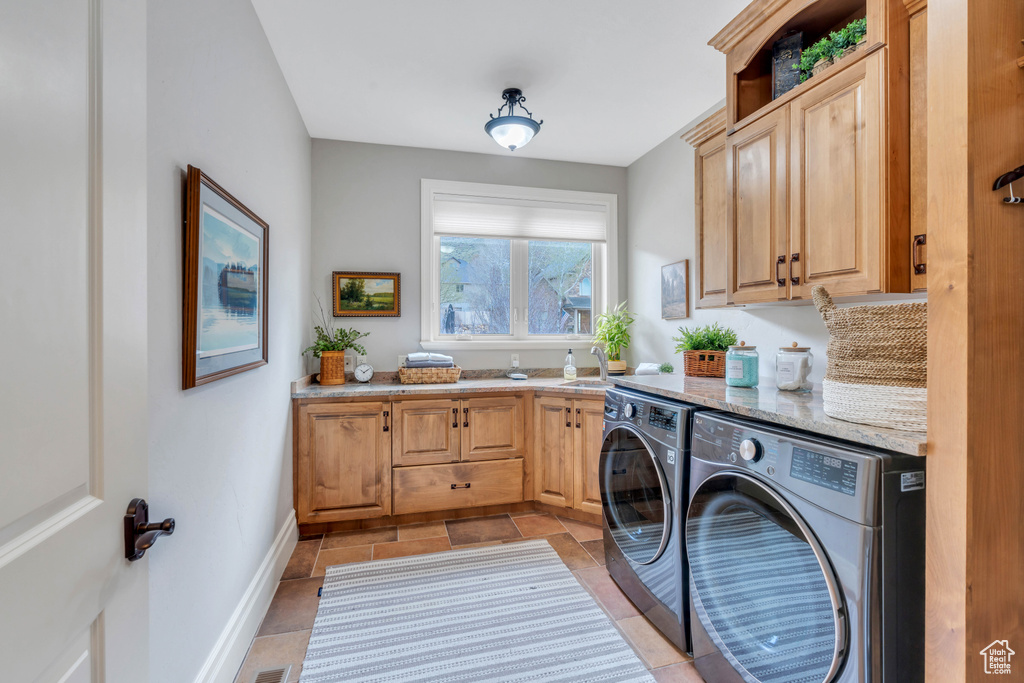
[610, 375, 927, 457]
[291, 375, 608, 399]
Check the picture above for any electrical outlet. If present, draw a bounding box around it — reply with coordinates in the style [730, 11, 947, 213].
[398, 354, 408, 368]
[357, 354, 368, 367]
[343, 354, 354, 371]
[511, 353, 520, 368]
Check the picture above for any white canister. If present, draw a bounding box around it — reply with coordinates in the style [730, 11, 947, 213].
[776, 342, 813, 392]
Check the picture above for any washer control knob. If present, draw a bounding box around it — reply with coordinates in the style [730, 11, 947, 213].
[739, 439, 763, 462]
[624, 403, 637, 419]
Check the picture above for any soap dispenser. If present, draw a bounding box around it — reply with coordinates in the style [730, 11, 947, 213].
[563, 349, 577, 381]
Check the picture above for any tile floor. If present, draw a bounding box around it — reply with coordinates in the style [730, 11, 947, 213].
[234, 512, 705, 683]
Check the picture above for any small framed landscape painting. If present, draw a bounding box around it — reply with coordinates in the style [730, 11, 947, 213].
[182, 165, 269, 389]
[333, 271, 401, 317]
[661, 259, 689, 320]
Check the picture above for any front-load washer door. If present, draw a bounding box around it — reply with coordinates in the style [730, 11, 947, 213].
[687, 472, 847, 683]
[601, 425, 671, 565]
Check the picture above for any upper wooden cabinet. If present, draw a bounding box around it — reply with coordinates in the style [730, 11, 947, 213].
[392, 395, 525, 466]
[686, 110, 729, 308]
[688, 0, 919, 306]
[294, 401, 392, 524]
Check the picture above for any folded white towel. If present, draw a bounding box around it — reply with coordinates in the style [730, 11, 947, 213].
[635, 363, 662, 376]
[429, 353, 454, 363]
[407, 352, 430, 362]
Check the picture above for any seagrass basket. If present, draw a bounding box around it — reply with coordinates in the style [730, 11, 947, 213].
[398, 366, 462, 385]
[813, 286, 927, 432]
[682, 350, 727, 378]
[317, 350, 346, 385]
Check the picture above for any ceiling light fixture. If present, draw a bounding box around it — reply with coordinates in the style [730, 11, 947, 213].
[484, 88, 543, 152]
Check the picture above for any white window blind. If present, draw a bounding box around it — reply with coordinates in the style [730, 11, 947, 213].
[432, 193, 608, 243]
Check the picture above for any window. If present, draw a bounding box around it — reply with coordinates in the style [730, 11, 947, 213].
[421, 179, 617, 349]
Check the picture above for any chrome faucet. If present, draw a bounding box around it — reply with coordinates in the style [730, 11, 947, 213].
[591, 346, 608, 382]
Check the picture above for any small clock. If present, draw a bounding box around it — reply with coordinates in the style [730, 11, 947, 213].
[354, 363, 374, 383]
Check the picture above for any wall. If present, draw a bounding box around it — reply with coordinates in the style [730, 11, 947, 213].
[311, 140, 628, 372]
[625, 104, 925, 383]
[147, 0, 311, 681]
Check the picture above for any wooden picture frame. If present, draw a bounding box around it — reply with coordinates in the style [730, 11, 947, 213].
[332, 271, 401, 317]
[661, 259, 689, 319]
[183, 165, 269, 389]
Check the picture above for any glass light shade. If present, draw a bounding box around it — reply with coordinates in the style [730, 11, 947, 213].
[484, 115, 540, 151]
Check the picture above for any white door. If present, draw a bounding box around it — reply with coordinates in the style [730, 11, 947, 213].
[0, 1, 149, 681]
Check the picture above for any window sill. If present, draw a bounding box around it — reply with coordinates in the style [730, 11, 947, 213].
[420, 339, 593, 351]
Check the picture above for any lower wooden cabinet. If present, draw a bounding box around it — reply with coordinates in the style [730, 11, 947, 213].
[294, 401, 392, 524]
[392, 395, 525, 466]
[392, 459, 524, 515]
[534, 396, 605, 514]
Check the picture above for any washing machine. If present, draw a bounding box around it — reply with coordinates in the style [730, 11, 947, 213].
[599, 387, 703, 653]
[686, 412, 927, 683]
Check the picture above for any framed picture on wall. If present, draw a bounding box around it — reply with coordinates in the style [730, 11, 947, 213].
[332, 271, 401, 317]
[661, 259, 689, 319]
[182, 165, 269, 389]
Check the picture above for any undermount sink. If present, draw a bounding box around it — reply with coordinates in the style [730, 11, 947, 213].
[565, 379, 614, 388]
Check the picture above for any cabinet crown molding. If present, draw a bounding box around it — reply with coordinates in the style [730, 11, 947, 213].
[708, 0, 790, 53]
[683, 108, 728, 146]
[903, 0, 926, 14]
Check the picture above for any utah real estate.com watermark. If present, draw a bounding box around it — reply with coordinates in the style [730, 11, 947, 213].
[980, 640, 1015, 675]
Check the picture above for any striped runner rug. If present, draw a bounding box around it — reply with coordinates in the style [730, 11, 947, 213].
[299, 539, 655, 683]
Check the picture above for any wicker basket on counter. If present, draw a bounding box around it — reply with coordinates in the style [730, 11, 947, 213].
[398, 365, 462, 385]
[682, 350, 727, 378]
[813, 286, 927, 432]
[317, 350, 347, 385]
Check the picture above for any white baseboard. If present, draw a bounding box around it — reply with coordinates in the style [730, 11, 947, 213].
[194, 509, 298, 683]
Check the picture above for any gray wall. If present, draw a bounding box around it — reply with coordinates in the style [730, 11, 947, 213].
[147, 0, 311, 680]
[311, 139, 628, 372]
[625, 110, 925, 383]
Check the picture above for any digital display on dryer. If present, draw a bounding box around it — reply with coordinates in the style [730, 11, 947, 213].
[647, 406, 678, 432]
[790, 447, 858, 496]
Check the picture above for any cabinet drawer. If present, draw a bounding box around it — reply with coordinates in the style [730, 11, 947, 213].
[392, 459, 524, 515]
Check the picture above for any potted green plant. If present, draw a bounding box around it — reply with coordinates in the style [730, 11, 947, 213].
[673, 323, 738, 378]
[658, 362, 675, 375]
[303, 297, 370, 385]
[593, 301, 635, 375]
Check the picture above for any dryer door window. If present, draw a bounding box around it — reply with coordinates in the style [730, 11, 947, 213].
[686, 472, 846, 683]
[600, 426, 671, 565]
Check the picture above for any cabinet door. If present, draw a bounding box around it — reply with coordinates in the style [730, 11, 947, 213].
[727, 106, 790, 304]
[461, 395, 525, 462]
[572, 399, 605, 516]
[790, 54, 883, 299]
[295, 402, 391, 524]
[909, 12, 927, 293]
[392, 399, 460, 466]
[533, 396, 574, 508]
[696, 131, 729, 308]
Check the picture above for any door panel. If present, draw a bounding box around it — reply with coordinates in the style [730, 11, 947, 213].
[696, 132, 729, 308]
[790, 54, 883, 299]
[534, 396, 573, 508]
[727, 106, 789, 304]
[573, 400, 605, 515]
[0, 0, 149, 680]
[461, 396, 525, 462]
[392, 399, 460, 466]
[297, 402, 392, 522]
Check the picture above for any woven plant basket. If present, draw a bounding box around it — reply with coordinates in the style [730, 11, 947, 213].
[682, 350, 727, 378]
[811, 59, 833, 77]
[398, 366, 462, 385]
[317, 350, 346, 385]
[813, 286, 927, 432]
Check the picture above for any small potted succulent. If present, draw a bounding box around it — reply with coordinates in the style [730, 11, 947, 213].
[593, 301, 635, 376]
[673, 323, 738, 378]
[658, 362, 675, 375]
[303, 297, 370, 385]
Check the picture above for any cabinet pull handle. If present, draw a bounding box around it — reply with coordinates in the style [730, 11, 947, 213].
[790, 253, 800, 285]
[451, 482, 471, 490]
[912, 234, 927, 275]
[576, 407, 581, 429]
[566, 406, 571, 428]
[383, 410, 390, 432]
[452, 406, 458, 428]
[463, 406, 469, 428]
[776, 255, 786, 286]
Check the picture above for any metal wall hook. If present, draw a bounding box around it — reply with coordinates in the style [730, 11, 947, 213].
[992, 165, 1024, 204]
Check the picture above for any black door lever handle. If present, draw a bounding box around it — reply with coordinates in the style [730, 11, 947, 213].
[125, 498, 175, 561]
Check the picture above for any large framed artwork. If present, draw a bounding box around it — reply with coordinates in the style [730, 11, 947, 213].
[661, 259, 689, 320]
[182, 165, 268, 389]
[332, 271, 401, 317]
